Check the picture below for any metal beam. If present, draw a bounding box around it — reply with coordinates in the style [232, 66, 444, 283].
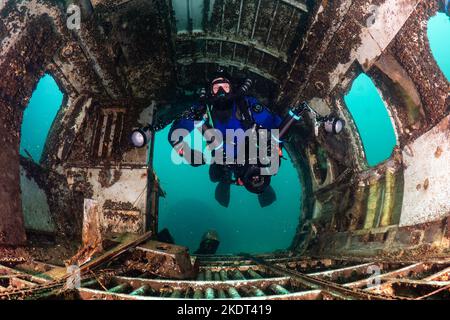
[233, 0, 244, 62]
[236, 0, 244, 34]
[265, 0, 280, 45]
[309, 262, 380, 282]
[279, 9, 296, 51]
[251, 0, 262, 40]
[219, 0, 225, 57]
[176, 56, 280, 83]
[243, 254, 396, 300]
[112, 275, 290, 291]
[351, 263, 428, 290]
[176, 34, 288, 63]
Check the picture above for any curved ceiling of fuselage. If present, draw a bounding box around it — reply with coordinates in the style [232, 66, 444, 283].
[171, 0, 312, 86]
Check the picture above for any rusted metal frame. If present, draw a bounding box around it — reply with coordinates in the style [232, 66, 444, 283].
[236, 0, 244, 34]
[177, 34, 288, 62]
[250, 0, 262, 40]
[9, 277, 38, 289]
[78, 287, 321, 300]
[308, 262, 380, 282]
[422, 265, 450, 281]
[74, 232, 153, 278]
[111, 275, 291, 292]
[73, 28, 125, 100]
[199, 256, 359, 274]
[265, 0, 280, 46]
[374, 183, 387, 228]
[310, 254, 450, 267]
[106, 113, 118, 157]
[0, 282, 64, 300]
[314, 168, 353, 197]
[196, 254, 331, 268]
[281, 0, 353, 105]
[177, 56, 280, 83]
[259, 0, 280, 66]
[78, 288, 150, 300]
[0, 268, 116, 299]
[281, 0, 308, 13]
[78, 276, 294, 300]
[283, 259, 360, 274]
[219, 0, 226, 57]
[381, 278, 450, 287]
[203, 265, 264, 272]
[78, 288, 199, 300]
[279, 9, 296, 51]
[244, 255, 395, 300]
[0, 265, 49, 285]
[257, 289, 323, 300]
[373, 278, 450, 300]
[245, 0, 262, 64]
[145, 104, 157, 233]
[146, 171, 160, 234]
[232, 0, 244, 60]
[56, 96, 93, 162]
[89, 111, 101, 158]
[99, 112, 114, 158]
[14, 260, 59, 276]
[0, 267, 67, 299]
[350, 263, 428, 290]
[414, 283, 450, 300]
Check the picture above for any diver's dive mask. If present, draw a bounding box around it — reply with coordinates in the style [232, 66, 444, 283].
[211, 77, 232, 98]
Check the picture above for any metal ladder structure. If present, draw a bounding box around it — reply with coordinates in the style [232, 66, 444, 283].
[1, 249, 450, 300]
[74, 254, 450, 300]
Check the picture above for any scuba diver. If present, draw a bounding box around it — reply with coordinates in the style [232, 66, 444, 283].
[167, 69, 287, 208]
[130, 69, 345, 208]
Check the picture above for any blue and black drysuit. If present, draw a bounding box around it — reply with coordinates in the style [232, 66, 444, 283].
[168, 96, 283, 207]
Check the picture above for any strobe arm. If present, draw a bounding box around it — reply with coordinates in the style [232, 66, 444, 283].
[278, 102, 310, 140]
[278, 101, 346, 140]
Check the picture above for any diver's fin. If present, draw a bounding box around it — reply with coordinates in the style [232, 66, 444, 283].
[215, 182, 231, 208]
[258, 186, 277, 208]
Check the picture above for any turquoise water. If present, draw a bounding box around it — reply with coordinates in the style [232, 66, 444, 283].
[344, 73, 397, 167]
[20, 14, 448, 252]
[154, 126, 302, 254]
[428, 12, 450, 80]
[20, 74, 64, 163]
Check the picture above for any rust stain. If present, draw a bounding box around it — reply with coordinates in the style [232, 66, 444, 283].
[434, 146, 443, 158]
[423, 178, 429, 190]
